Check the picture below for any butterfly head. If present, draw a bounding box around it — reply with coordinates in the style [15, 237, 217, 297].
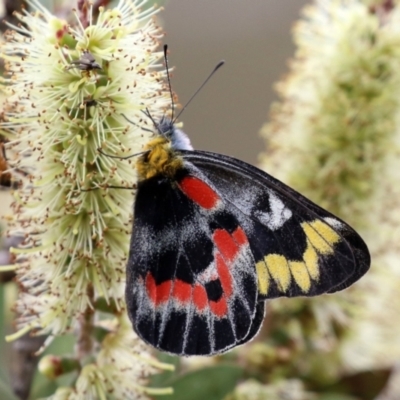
[157, 116, 193, 151]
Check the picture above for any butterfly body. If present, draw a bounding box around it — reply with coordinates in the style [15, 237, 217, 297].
[125, 120, 370, 356]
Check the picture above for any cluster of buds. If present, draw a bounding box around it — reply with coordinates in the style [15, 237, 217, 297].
[259, 0, 400, 384]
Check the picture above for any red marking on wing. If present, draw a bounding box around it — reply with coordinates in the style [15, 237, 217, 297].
[193, 284, 208, 311]
[216, 253, 233, 297]
[213, 229, 239, 262]
[156, 281, 172, 304]
[232, 227, 248, 246]
[172, 279, 192, 303]
[213, 227, 249, 262]
[145, 273, 171, 306]
[210, 297, 228, 318]
[179, 176, 220, 209]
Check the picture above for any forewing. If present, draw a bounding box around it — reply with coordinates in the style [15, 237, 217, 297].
[180, 150, 370, 300]
[126, 172, 262, 356]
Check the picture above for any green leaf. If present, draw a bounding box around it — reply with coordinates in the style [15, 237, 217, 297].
[0, 377, 18, 400]
[149, 353, 181, 388]
[0, 282, 16, 399]
[318, 394, 359, 400]
[153, 365, 244, 400]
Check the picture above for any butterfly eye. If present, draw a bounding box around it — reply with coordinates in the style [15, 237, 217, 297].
[165, 128, 174, 139]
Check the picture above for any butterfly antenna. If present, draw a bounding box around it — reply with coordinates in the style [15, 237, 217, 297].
[121, 113, 153, 133]
[142, 108, 163, 134]
[97, 147, 150, 160]
[174, 59, 225, 122]
[164, 45, 175, 122]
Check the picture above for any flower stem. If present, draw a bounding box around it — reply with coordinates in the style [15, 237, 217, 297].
[75, 284, 95, 360]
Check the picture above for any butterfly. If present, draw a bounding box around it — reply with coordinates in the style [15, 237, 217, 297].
[124, 115, 370, 356]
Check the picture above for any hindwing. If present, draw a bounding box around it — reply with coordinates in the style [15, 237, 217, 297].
[126, 170, 263, 356]
[180, 150, 370, 300]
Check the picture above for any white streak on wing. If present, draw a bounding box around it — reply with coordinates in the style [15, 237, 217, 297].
[227, 246, 256, 325]
[254, 191, 292, 230]
[156, 273, 176, 348]
[225, 248, 254, 343]
[181, 286, 194, 353]
[197, 263, 218, 285]
[185, 253, 215, 354]
[134, 220, 205, 256]
[324, 217, 344, 229]
[135, 279, 154, 326]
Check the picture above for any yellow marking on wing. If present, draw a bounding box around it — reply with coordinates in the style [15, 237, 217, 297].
[256, 260, 270, 295]
[302, 220, 340, 255]
[303, 240, 320, 280]
[258, 221, 341, 295]
[289, 261, 311, 292]
[265, 254, 291, 292]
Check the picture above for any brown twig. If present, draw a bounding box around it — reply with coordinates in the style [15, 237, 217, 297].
[75, 284, 95, 359]
[10, 334, 46, 400]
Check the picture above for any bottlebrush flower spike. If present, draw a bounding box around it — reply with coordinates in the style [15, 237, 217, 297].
[2, 0, 169, 337]
[1, 0, 173, 397]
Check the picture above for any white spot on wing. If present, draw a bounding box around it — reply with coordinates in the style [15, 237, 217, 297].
[323, 217, 343, 229]
[254, 192, 292, 230]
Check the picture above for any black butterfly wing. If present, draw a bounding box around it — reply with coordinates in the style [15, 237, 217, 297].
[180, 150, 370, 300]
[126, 172, 263, 356]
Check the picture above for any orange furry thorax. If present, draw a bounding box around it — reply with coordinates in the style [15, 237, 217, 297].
[136, 137, 184, 181]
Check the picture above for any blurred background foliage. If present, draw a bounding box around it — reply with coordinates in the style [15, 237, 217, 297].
[1, 0, 400, 399]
